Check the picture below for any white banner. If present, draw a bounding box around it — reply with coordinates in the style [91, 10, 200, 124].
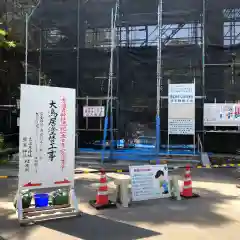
[19, 84, 76, 190]
[129, 164, 170, 201]
[83, 106, 105, 117]
[204, 103, 240, 126]
[168, 83, 195, 135]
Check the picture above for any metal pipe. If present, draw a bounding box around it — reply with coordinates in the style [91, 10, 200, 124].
[86, 96, 88, 129]
[38, 28, 42, 85]
[25, 13, 28, 84]
[24, 1, 41, 84]
[110, 2, 117, 154]
[205, 63, 240, 66]
[76, 96, 117, 100]
[109, 0, 119, 154]
[101, 9, 115, 164]
[114, 0, 120, 143]
[110, 10, 115, 155]
[105, 9, 114, 119]
[76, 0, 81, 153]
[201, 0, 206, 147]
[193, 77, 196, 155]
[0, 105, 16, 107]
[156, 0, 163, 154]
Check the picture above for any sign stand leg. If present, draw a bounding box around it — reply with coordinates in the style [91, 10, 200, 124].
[193, 133, 196, 155]
[172, 176, 181, 200]
[167, 133, 170, 153]
[70, 187, 80, 213]
[169, 176, 181, 200]
[16, 190, 23, 222]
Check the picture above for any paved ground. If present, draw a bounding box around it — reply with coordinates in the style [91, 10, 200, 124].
[0, 167, 240, 240]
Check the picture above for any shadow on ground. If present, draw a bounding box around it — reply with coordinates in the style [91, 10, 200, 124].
[0, 206, 31, 240]
[0, 179, 17, 202]
[0, 207, 160, 240]
[41, 213, 161, 240]
[172, 168, 240, 184]
[0, 169, 239, 239]
[73, 172, 240, 229]
[101, 187, 239, 229]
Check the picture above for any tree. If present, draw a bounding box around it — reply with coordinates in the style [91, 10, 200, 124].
[0, 20, 22, 132]
[0, 24, 16, 48]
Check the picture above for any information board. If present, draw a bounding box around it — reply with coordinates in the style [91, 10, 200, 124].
[129, 164, 170, 201]
[18, 84, 76, 190]
[168, 119, 194, 135]
[168, 83, 195, 135]
[204, 103, 240, 126]
[83, 106, 105, 117]
[168, 84, 195, 104]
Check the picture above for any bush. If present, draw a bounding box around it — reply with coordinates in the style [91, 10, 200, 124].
[13, 190, 32, 209]
[0, 134, 4, 150]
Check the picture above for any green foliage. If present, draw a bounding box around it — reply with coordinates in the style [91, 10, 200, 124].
[0, 159, 7, 165]
[0, 27, 16, 49]
[49, 189, 69, 206]
[0, 134, 4, 150]
[14, 190, 32, 209]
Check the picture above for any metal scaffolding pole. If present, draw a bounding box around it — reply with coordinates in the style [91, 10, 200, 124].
[110, 0, 119, 156]
[25, 13, 28, 84]
[101, 8, 116, 164]
[156, 0, 163, 154]
[25, 0, 41, 84]
[76, 0, 81, 153]
[38, 29, 42, 85]
[201, 0, 206, 147]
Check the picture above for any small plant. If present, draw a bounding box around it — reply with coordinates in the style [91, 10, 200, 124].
[49, 189, 69, 206]
[13, 190, 32, 209]
[0, 134, 4, 150]
[0, 159, 7, 165]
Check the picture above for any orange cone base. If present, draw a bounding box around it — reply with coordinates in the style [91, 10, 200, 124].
[180, 192, 200, 199]
[89, 199, 117, 210]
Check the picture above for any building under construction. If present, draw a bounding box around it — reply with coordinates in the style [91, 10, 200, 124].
[1, 0, 240, 153]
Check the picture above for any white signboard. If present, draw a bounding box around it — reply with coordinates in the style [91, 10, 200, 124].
[129, 164, 170, 201]
[168, 83, 195, 135]
[19, 84, 76, 190]
[168, 84, 195, 104]
[83, 106, 105, 117]
[204, 103, 240, 126]
[168, 119, 194, 135]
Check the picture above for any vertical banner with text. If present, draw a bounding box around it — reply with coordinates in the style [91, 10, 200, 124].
[168, 83, 195, 135]
[19, 84, 76, 190]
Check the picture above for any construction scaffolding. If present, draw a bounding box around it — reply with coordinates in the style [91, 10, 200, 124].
[1, 0, 240, 153]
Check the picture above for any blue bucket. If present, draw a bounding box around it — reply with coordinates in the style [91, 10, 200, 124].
[34, 193, 49, 208]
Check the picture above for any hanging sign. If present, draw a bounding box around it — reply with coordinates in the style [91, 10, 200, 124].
[204, 103, 240, 126]
[18, 84, 76, 190]
[129, 164, 170, 201]
[168, 83, 195, 135]
[83, 106, 105, 117]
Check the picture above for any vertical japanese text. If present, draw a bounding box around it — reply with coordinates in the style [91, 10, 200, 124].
[48, 100, 58, 161]
[60, 96, 67, 169]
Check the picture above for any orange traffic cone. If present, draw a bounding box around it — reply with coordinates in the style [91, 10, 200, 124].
[181, 164, 199, 199]
[96, 170, 109, 205]
[89, 169, 117, 210]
